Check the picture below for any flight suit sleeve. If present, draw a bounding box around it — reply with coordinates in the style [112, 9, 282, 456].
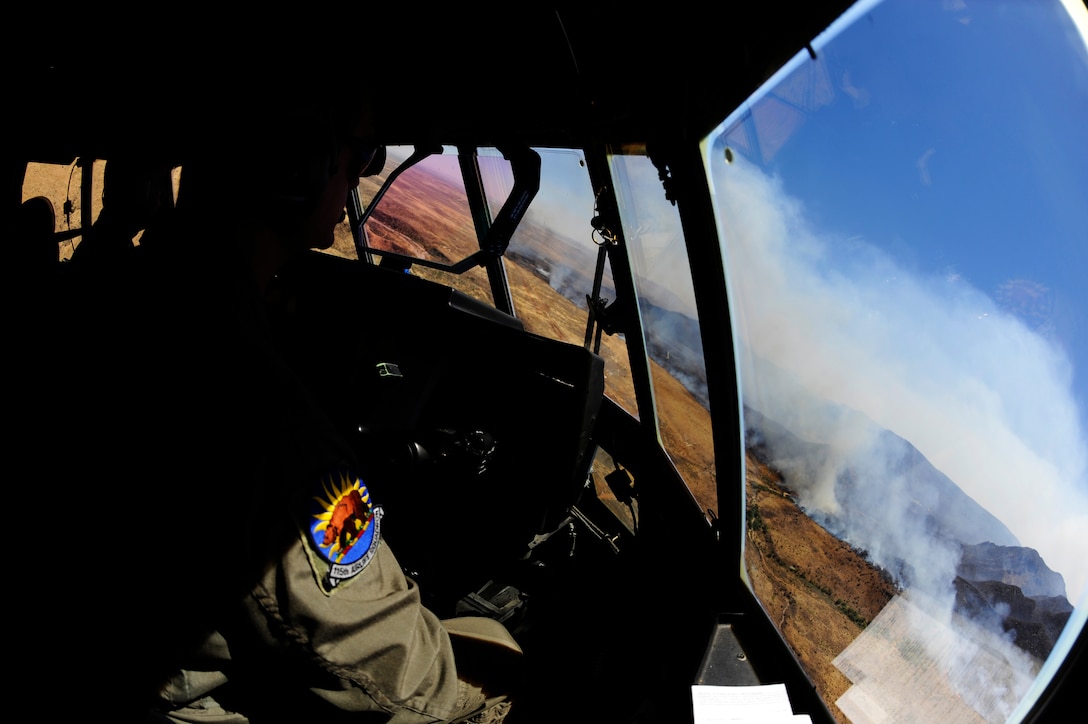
[187, 290, 482, 721]
[237, 533, 464, 722]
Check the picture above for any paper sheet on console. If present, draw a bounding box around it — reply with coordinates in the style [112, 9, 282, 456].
[691, 683, 813, 723]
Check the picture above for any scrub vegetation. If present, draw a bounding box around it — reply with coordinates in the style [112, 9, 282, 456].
[350, 158, 894, 723]
[26, 154, 897, 724]
[745, 453, 898, 723]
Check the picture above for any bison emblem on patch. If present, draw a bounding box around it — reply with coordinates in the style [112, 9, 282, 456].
[308, 471, 384, 589]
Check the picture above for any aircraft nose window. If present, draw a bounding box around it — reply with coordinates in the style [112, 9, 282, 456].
[708, 0, 1088, 721]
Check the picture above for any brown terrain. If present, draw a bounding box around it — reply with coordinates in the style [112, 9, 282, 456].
[354, 156, 899, 723]
[24, 153, 897, 723]
[745, 453, 899, 722]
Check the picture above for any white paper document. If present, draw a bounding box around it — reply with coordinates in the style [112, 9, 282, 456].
[691, 683, 813, 723]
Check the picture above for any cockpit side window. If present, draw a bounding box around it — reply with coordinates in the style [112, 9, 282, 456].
[21, 159, 180, 264]
[708, 0, 1088, 720]
[605, 151, 718, 518]
[22, 159, 102, 262]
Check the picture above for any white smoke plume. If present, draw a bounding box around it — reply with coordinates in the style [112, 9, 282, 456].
[713, 155, 1088, 603]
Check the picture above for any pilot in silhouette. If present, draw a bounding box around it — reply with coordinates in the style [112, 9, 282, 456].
[144, 87, 521, 723]
[21, 70, 517, 723]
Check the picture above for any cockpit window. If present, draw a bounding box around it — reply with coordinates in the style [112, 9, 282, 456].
[349, 146, 497, 306]
[21, 159, 179, 261]
[502, 148, 640, 415]
[22, 159, 103, 261]
[344, 144, 640, 414]
[708, 0, 1088, 720]
[610, 151, 717, 515]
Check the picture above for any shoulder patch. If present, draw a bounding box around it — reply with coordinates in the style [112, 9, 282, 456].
[300, 470, 384, 594]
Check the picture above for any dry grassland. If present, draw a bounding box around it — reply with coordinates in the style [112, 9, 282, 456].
[24, 154, 893, 723]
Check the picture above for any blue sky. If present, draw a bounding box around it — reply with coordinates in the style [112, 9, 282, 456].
[713, 0, 1088, 600]
[770, 0, 1088, 385]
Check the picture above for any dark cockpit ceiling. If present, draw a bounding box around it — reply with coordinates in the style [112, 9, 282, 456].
[15, 3, 854, 163]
